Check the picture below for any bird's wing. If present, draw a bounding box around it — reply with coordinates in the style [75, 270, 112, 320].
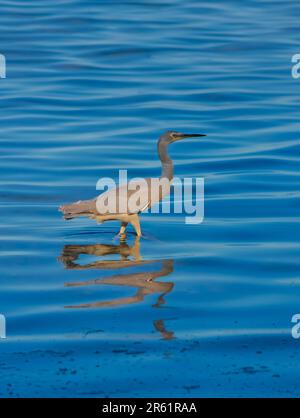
[59, 198, 97, 219]
[96, 178, 171, 215]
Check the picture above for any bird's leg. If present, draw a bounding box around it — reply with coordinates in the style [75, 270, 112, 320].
[129, 214, 142, 237]
[117, 222, 128, 240]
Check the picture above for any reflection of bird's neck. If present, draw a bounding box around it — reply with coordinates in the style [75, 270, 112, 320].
[158, 140, 173, 181]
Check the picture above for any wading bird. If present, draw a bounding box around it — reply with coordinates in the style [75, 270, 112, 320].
[59, 131, 206, 237]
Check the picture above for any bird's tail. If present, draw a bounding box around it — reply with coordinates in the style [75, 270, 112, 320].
[59, 199, 97, 220]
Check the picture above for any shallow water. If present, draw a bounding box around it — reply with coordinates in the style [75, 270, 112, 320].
[1, 0, 300, 397]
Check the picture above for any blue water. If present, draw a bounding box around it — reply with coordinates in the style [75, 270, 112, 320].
[1, 0, 300, 398]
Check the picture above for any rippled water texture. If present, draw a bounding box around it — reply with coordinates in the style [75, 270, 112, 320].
[1, 0, 300, 398]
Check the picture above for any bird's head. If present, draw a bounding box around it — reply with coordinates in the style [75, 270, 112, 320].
[159, 130, 206, 144]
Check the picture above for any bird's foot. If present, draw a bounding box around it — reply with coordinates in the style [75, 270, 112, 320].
[113, 232, 127, 242]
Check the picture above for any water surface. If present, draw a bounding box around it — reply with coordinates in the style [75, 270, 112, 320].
[1, 0, 300, 398]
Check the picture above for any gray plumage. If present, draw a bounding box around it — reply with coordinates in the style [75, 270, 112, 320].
[59, 130, 206, 237]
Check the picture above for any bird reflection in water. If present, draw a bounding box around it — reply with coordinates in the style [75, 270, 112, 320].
[59, 237, 175, 340]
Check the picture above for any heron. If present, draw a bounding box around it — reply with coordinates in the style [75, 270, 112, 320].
[59, 131, 206, 237]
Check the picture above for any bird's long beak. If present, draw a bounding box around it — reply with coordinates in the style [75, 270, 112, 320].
[175, 133, 207, 140]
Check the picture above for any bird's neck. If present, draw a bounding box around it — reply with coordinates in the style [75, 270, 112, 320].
[158, 140, 174, 181]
